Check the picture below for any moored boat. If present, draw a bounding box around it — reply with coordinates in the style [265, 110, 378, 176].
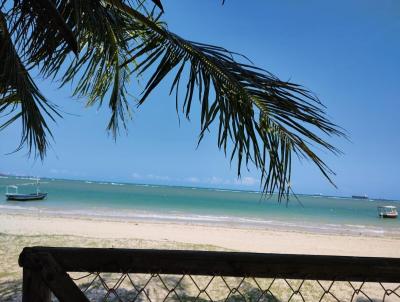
[377, 206, 398, 219]
[6, 191, 47, 201]
[5, 179, 47, 201]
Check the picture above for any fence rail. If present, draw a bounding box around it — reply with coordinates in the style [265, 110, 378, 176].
[19, 247, 400, 302]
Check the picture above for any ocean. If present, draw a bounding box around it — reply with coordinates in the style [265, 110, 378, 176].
[0, 176, 399, 237]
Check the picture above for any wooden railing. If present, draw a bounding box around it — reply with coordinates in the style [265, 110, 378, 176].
[19, 247, 400, 302]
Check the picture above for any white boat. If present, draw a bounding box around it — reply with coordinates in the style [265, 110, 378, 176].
[5, 179, 47, 201]
[377, 206, 398, 219]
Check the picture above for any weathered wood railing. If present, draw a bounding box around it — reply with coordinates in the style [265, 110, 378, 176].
[19, 247, 400, 302]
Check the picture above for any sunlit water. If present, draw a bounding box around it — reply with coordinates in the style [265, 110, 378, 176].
[0, 176, 399, 237]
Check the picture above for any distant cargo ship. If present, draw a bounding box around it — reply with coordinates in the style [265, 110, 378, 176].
[352, 195, 368, 200]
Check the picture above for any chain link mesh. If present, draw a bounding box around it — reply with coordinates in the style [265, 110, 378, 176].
[64, 272, 400, 302]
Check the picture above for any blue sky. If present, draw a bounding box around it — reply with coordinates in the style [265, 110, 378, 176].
[1, 1, 399, 199]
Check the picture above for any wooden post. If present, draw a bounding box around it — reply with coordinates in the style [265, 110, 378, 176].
[22, 268, 51, 302]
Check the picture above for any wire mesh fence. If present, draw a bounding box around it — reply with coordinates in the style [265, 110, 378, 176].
[69, 272, 400, 302]
[19, 247, 400, 302]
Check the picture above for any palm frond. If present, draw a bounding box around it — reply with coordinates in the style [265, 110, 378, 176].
[59, 1, 145, 135]
[112, 5, 345, 199]
[9, 0, 78, 69]
[0, 12, 59, 158]
[1, 0, 159, 149]
[0, 0, 344, 197]
[149, 0, 163, 12]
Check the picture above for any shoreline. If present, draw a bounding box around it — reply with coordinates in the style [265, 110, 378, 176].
[1, 176, 400, 242]
[1, 205, 399, 239]
[1, 211, 400, 257]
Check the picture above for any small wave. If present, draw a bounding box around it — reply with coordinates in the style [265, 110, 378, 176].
[0, 204, 40, 212]
[0, 201, 396, 238]
[213, 189, 244, 193]
[16, 177, 38, 180]
[111, 182, 124, 186]
[345, 224, 367, 228]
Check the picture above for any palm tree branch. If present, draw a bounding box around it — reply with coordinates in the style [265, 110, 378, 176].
[0, 12, 59, 158]
[0, 1, 344, 198]
[108, 5, 345, 198]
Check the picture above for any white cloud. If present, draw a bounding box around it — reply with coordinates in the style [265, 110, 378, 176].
[185, 177, 200, 183]
[130, 172, 258, 188]
[131, 172, 170, 181]
[146, 174, 171, 181]
[234, 176, 258, 186]
[49, 168, 86, 177]
[50, 168, 69, 174]
[204, 176, 231, 185]
[131, 172, 141, 179]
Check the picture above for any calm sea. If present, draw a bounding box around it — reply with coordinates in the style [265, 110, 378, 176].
[0, 176, 399, 237]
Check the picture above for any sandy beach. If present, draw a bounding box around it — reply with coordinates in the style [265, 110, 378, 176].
[2, 211, 400, 257]
[1, 211, 400, 300]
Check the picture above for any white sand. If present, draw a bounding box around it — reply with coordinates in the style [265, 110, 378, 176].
[1, 212, 400, 257]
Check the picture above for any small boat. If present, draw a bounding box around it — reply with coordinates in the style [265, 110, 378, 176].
[352, 195, 368, 200]
[5, 179, 47, 201]
[377, 206, 398, 219]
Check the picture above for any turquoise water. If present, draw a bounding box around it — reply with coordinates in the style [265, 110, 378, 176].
[1, 176, 399, 236]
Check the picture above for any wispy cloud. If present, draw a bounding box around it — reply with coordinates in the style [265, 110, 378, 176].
[49, 168, 86, 177]
[131, 172, 258, 187]
[131, 172, 171, 181]
[234, 176, 258, 186]
[146, 174, 171, 181]
[131, 172, 141, 179]
[50, 168, 69, 175]
[204, 176, 231, 185]
[185, 177, 200, 183]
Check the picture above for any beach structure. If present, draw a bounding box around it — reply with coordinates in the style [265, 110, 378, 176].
[19, 247, 400, 301]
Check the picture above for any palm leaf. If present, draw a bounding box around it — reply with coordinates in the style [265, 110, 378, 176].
[10, 0, 78, 70]
[58, 0, 144, 135]
[112, 4, 345, 199]
[0, 12, 59, 158]
[0, 0, 344, 197]
[149, 0, 164, 12]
